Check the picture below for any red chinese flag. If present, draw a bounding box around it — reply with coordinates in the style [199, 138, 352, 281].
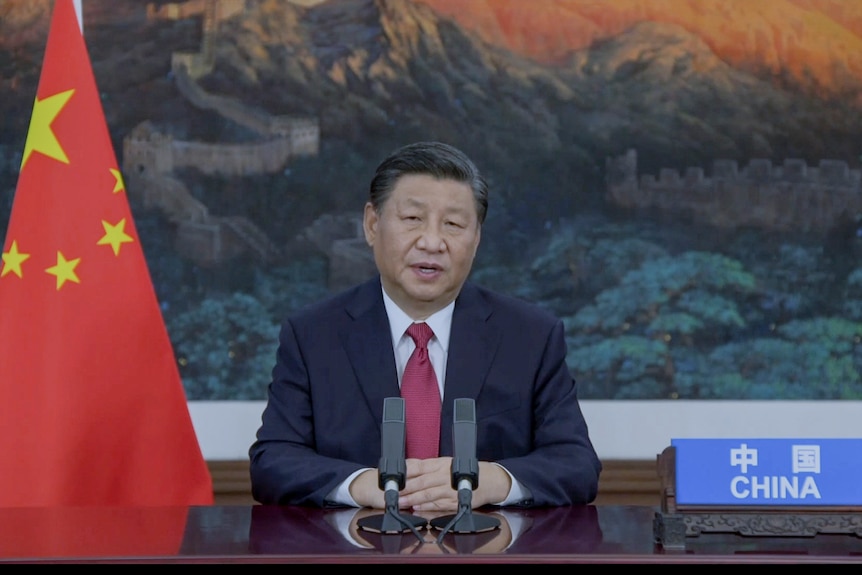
[0, 0, 213, 506]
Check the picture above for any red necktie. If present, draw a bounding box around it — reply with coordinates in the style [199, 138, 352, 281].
[401, 322, 441, 459]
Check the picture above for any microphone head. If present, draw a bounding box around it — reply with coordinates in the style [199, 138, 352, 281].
[379, 397, 407, 490]
[451, 398, 479, 490]
[454, 397, 475, 423]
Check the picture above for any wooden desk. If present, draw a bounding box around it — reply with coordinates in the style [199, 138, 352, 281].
[0, 505, 860, 563]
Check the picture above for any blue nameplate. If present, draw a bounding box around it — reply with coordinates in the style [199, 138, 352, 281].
[672, 438, 862, 506]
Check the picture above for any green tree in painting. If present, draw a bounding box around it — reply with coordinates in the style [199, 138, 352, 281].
[165, 258, 327, 400]
[564, 251, 759, 399]
[167, 292, 280, 400]
[564, 243, 862, 399]
[685, 317, 862, 399]
[841, 267, 862, 322]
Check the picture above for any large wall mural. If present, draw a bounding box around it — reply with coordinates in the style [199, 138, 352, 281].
[2, 0, 862, 401]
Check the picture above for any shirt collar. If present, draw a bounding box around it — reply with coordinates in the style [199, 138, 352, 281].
[381, 285, 454, 351]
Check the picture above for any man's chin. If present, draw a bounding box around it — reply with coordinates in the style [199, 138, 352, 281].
[407, 287, 448, 304]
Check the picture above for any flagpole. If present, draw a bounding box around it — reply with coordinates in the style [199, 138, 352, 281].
[75, 0, 82, 34]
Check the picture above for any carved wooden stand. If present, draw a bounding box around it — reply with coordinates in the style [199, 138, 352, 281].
[653, 446, 862, 551]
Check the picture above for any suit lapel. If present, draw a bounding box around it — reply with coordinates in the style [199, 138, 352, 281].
[343, 277, 400, 426]
[440, 283, 498, 455]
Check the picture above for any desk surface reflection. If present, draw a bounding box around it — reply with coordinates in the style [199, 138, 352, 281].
[0, 505, 859, 563]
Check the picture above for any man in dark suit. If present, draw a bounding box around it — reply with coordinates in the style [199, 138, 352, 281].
[249, 141, 601, 511]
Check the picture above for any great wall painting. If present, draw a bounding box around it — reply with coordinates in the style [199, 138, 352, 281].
[606, 150, 862, 234]
[2, 0, 862, 401]
[125, 0, 320, 267]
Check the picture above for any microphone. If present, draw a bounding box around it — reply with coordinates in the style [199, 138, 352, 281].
[378, 395, 407, 493]
[430, 398, 500, 537]
[357, 397, 427, 538]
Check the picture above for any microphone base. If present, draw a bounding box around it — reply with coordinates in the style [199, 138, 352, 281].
[357, 510, 428, 534]
[429, 512, 501, 534]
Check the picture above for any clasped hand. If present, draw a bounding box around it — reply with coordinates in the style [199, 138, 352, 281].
[350, 457, 510, 511]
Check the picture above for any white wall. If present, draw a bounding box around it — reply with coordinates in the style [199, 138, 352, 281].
[189, 400, 862, 461]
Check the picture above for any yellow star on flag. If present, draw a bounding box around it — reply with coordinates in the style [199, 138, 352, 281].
[97, 218, 135, 256]
[21, 89, 74, 170]
[110, 168, 125, 194]
[1, 241, 31, 279]
[45, 251, 81, 290]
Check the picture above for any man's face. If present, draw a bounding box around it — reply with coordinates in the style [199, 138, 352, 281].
[364, 174, 481, 320]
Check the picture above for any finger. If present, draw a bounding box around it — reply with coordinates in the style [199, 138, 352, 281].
[412, 493, 459, 512]
[401, 473, 451, 500]
[402, 484, 459, 511]
[406, 456, 452, 478]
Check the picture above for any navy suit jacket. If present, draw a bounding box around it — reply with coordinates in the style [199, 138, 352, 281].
[249, 275, 601, 507]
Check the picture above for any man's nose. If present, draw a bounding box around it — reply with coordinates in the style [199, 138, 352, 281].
[417, 224, 445, 252]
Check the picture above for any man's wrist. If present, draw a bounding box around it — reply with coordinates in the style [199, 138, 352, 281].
[348, 468, 383, 508]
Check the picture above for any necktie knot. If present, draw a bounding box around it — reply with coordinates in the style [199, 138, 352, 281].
[406, 322, 434, 349]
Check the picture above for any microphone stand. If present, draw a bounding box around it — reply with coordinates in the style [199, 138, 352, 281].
[357, 481, 427, 541]
[431, 479, 500, 543]
[379, 480, 427, 537]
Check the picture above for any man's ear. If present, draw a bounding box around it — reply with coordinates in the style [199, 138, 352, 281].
[363, 202, 378, 247]
[471, 224, 482, 257]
